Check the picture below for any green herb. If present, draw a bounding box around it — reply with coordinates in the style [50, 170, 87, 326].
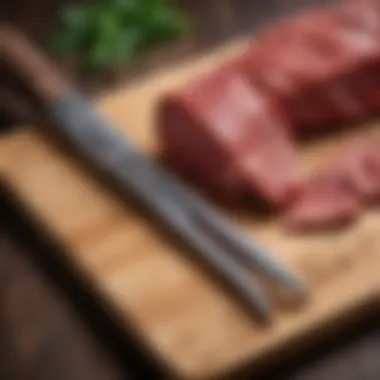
[47, 0, 190, 71]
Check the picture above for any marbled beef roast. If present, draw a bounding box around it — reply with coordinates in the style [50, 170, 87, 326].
[240, 0, 380, 132]
[156, 67, 300, 206]
[156, 0, 380, 230]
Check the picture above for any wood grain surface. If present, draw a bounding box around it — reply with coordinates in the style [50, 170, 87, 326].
[1, 38, 380, 379]
[0, 227, 124, 380]
[0, 189, 175, 380]
[1, 199, 379, 380]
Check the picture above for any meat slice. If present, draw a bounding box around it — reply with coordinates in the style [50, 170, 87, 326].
[156, 67, 300, 206]
[284, 137, 380, 232]
[284, 171, 360, 232]
[326, 140, 380, 202]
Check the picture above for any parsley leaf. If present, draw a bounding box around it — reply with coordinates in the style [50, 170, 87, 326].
[47, 0, 189, 71]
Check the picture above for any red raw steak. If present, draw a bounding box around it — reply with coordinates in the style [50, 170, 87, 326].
[239, 0, 380, 133]
[285, 137, 380, 231]
[156, 67, 300, 206]
[283, 171, 360, 231]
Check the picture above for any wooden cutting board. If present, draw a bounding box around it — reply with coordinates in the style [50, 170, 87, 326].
[1, 39, 380, 380]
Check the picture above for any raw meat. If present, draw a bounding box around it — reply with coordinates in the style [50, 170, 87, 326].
[239, 0, 380, 133]
[325, 139, 380, 202]
[365, 139, 380, 200]
[156, 0, 380, 222]
[239, 6, 342, 128]
[285, 138, 380, 231]
[156, 67, 301, 206]
[284, 170, 360, 231]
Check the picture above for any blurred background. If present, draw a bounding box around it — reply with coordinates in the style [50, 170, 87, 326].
[1, 1, 380, 379]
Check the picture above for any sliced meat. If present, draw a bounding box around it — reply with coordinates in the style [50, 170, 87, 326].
[284, 172, 360, 232]
[314, 138, 380, 203]
[327, 140, 380, 202]
[284, 137, 380, 232]
[156, 67, 300, 206]
[365, 139, 380, 200]
[156, 0, 380, 213]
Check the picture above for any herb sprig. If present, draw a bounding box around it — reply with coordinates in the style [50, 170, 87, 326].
[47, 0, 190, 71]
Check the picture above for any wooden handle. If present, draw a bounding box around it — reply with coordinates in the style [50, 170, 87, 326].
[1, 25, 72, 103]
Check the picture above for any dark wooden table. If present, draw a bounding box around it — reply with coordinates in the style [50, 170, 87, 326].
[0, 232, 123, 380]
[1, 1, 380, 379]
